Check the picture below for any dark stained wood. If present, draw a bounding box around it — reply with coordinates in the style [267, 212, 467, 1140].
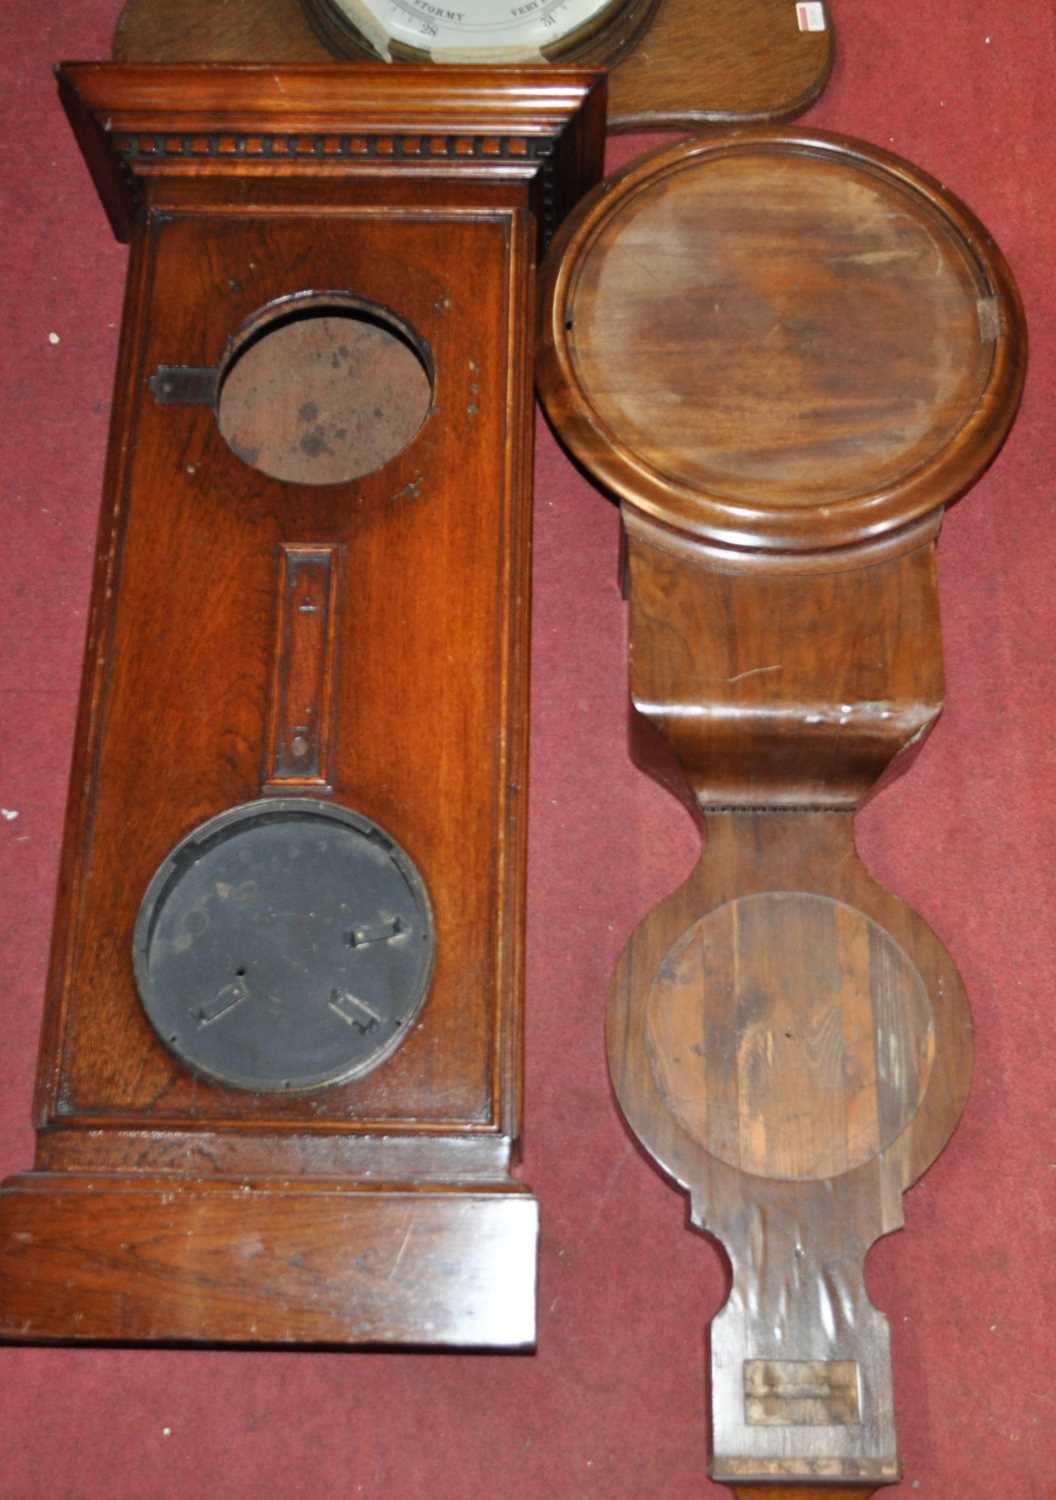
[537, 130, 1025, 1489]
[647, 893, 936, 1183]
[566, 154, 994, 514]
[112, 0, 834, 132]
[44, 211, 517, 1127]
[113, 0, 328, 63]
[0, 63, 606, 1347]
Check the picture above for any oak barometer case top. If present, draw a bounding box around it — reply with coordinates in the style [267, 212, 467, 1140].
[0, 62, 605, 1348]
[537, 129, 1025, 1492]
[111, 0, 834, 134]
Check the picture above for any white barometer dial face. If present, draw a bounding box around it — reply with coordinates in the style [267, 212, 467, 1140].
[327, 0, 628, 60]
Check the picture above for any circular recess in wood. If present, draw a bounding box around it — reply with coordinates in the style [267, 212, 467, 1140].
[133, 798, 435, 1093]
[538, 130, 1026, 556]
[645, 893, 935, 1182]
[217, 293, 433, 485]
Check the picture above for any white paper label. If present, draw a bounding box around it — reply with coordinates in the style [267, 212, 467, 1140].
[796, 2, 827, 31]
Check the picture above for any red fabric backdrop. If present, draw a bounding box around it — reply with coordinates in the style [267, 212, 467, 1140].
[1, 3, 1053, 1496]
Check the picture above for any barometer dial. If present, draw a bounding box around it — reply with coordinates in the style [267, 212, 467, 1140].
[302, 0, 658, 64]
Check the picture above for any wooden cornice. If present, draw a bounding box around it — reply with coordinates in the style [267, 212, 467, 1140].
[56, 62, 607, 244]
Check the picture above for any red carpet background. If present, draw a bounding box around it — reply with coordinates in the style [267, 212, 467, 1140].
[1, 3, 1052, 1497]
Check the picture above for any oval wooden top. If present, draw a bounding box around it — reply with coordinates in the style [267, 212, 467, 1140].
[538, 130, 1026, 557]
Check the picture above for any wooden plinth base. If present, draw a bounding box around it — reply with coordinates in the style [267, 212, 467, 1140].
[0, 1174, 537, 1347]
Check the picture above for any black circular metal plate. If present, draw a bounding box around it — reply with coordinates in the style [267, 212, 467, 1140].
[133, 799, 434, 1093]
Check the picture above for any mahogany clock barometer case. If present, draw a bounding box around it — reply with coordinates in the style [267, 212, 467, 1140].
[0, 61, 605, 1348]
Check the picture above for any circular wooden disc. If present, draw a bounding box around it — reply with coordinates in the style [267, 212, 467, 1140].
[539, 131, 1025, 555]
[645, 893, 935, 1183]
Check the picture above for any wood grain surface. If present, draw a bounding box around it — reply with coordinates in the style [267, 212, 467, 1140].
[3, 2, 1050, 1495]
[563, 150, 993, 506]
[0, 1176, 537, 1346]
[111, 0, 834, 131]
[646, 892, 936, 1183]
[539, 130, 1026, 558]
[624, 526, 944, 807]
[215, 304, 433, 485]
[41, 206, 523, 1130]
[56, 60, 608, 245]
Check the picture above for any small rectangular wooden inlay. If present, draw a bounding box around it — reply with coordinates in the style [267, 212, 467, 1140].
[744, 1360, 861, 1426]
[264, 544, 339, 788]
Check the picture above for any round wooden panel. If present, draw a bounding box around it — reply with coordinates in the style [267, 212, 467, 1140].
[568, 151, 989, 505]
[539, 131, 1025, 554]
[645, 893, 935, 1182]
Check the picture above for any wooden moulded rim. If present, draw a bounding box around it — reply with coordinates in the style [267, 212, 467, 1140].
[538, 127, 1027, 562]
[56, 61, 607, 246]
[56, 59, 607, 131]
